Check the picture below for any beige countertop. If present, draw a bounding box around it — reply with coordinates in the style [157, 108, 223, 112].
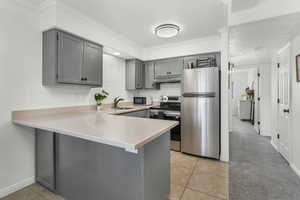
[12, 103, 178, 153]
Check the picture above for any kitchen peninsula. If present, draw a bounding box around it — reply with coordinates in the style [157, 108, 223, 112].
[12, 105, 178, 200]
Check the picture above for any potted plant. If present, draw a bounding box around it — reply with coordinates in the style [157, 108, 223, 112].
[94, 90, 109, 111]
[245, 87, 254, 100]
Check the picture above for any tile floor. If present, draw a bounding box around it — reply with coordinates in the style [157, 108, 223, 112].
[170, 151, 228, 200]
[1, 151, 228, 200]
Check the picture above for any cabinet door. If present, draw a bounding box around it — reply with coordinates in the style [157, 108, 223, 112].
[126, 60, 136, 90]
[155, 58, 183, 77]
[135, 60, 144, 89]
[36, 129, 55, 191]
[82, 41, 103, 86]
[57, 32, 84, 84]
[144, 61, 156, 89]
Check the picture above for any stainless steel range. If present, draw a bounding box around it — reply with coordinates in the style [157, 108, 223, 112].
[150, 96, 181, 151]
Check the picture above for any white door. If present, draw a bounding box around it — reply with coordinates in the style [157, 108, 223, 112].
[277, 44, 291, 162]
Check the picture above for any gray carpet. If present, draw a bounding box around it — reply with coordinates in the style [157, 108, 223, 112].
[229, 117, 300, 200]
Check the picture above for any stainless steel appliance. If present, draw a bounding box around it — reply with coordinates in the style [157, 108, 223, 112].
[181, 67, 220, 159]
[133, 97, 146, 105]
[133, 96, 154, 105]
[150, 96, 181, 151]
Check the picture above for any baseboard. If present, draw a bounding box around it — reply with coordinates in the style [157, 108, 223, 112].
[270, 140, 278, 151]
[291, 164, 300, 178]
[0, 176, 35, 198]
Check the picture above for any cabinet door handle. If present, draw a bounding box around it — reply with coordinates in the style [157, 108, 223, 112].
[166, 72, 172, 75]
[81, 78, 88, 81]
[283, 109, 290, 113]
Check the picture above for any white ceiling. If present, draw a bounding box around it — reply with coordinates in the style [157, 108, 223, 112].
[230, 13, 300, 65]
[58, 0, 226, 47]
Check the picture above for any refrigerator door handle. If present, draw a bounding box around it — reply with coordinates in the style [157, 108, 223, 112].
[182, 92, 215, 98]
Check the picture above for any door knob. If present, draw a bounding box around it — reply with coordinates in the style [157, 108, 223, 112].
[283, 109, 290, 113]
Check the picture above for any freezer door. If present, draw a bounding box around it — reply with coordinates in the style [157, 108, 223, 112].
[181, 96, 219, 159]
[182, 67, 219, 94]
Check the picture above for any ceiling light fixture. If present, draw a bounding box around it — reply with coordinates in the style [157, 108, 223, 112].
[155, 24, 180, 38]
[113, 52, 120, 56]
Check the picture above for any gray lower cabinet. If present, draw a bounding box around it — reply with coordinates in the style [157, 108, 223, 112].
[121, 109, 150, 118]
[35, 129, 170, 200]
[126, 59, 144, 90]
[36, 129, 55, 191]
[43, 29, 103, 87]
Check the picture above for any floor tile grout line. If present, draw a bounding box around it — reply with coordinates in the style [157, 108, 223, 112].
[185, 184, 227, 200]
[179, 158, 199, 200]
[185, 158, 228, 200]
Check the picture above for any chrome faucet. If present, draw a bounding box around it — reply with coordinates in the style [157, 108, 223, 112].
[113, 97, 124, 108]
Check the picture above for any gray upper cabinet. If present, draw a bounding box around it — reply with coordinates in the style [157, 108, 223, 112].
[82, 41, 103, 86]
[57, 32, 84, 84]
[43, 29, 103, 87]
[144, 61, 159, 89]
[125, 59, 144, 90]
[124, 53, 220, 90]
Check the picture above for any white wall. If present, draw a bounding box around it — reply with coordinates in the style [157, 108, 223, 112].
[220, 29, 230, 162]
[0, 1, 133, 196]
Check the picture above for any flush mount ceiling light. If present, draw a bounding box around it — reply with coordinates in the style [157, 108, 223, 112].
[155, 24, 180, 38]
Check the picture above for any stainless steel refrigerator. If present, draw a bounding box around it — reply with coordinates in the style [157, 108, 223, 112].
[181, 67, 220, 159]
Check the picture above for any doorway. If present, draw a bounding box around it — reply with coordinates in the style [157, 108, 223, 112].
[230, 67, 260, 133]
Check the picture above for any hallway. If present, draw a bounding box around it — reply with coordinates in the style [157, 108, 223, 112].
[229, 117, 300, 200]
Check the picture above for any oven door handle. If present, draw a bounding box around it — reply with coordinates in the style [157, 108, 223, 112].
[164, 111, 181, 118]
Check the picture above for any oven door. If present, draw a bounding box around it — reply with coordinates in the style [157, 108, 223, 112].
[164, 111, 181, 151]
[150, 110, 181, 151]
